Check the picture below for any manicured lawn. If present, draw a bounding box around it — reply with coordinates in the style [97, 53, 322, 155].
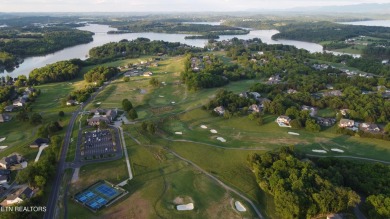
[0, 81, 75, 160]
[159, 107, 390, 161]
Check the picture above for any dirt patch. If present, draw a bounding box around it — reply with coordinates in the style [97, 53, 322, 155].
[206, 193, 241, 219]
[173, 196, 193, 205]
[99, 192, 152, 219]
[150, 106, 174, 115]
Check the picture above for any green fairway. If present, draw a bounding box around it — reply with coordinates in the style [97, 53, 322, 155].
[67, 130, 256, 219]
[159, 107, 390, 161]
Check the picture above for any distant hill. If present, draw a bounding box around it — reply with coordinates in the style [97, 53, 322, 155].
[289, 3, 390, 14]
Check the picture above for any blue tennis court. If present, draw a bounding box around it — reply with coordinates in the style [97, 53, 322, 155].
[73, 181, 125, 212]
[95, 184, 118, 198]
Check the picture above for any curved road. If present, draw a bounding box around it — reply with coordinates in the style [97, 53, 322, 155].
[125, 131, 265, 218]
[165, 148, 265, 219]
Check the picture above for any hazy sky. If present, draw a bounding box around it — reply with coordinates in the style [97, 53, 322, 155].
[1, 0, 389, 12]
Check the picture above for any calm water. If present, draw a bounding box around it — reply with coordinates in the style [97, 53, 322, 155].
[1, 23, 329, 77]
[340, 20, 390, 27]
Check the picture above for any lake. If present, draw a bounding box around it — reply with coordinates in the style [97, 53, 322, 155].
[340, 20, 390, 27]
[0, 23, 347, 77]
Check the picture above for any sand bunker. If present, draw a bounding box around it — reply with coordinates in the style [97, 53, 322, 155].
[0, 146, 8, 150]
[200, 125, 208, 129]
[177, 203, 194, 211]
[175, 132, 183, 135]
[171, 101, 176, 104]
[234, 201, 247, 212]
[210, 129, 218, 134]
[0, 137, 6, 142]
[96, 102, 101, 105]
[288, 132, 300, 135]
[312, 150, 327, 153]
[331, 148, 344, 153]
[216, 137, 226, 142]
[159, 95, 164, 97]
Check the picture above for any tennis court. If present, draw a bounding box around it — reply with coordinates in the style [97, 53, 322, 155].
[74, 181, 126, 211]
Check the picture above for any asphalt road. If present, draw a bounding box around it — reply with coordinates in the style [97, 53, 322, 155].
[44, 109, 79, 219]
[44, 81, 111, 219]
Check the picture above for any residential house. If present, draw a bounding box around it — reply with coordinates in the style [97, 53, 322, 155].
[248, 104, 261, 113]
[213, 106, 225, 116]
[339, 119, 354, 128]
[248, 92, 261, 100]
[287, 89, 297, 94]
[4, 105, 14, 112]
[377, 85, 387, 92]
[360, 123, 381, 132]
[30, 138, 50, 148]
[239, 92, 248, 98]
[13, 98, 26, 107]
[276, 115, 291, 127]
[326, 84, 334, 90]
[301, 105, 317, 117]
[0, 175, 8, 184]
[87, 109, 117, 126]
[24, 87, 35, 95]
[0, 187, 34, 206]
[323, 90, 342, 97]
[66, 100, 77, 106]
[0, 170, 10, 185]
[0, 114, 11, 123]
[340, 109, 349, 116]
[267, 75, 281, 85]
[143, 72, 153, 77]
[258, 98, 271, 109]
[316, 117, 336, 127]
[327, 214, 343, 219]
[0, 153, 24, 169]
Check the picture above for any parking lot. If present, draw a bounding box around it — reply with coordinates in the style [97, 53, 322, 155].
[81, 129, 117, 159]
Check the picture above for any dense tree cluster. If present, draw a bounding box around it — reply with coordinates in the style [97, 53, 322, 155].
[181, 53, 256, 90]
[37, 121, 63, 138]
[110, 21, 249, 35]
[84, 66, 119, 83]
[122, 99, 138, 120]
[16, 141, 57, 189]
[0, 86, 15, 103]
[273, 21, 390, 44]
[248, 146, 360, 219]
[29, 60, 80, 84]
[316, 158, 390, 219]
[141, 121, 156, 134]
[89, 38, 204, 60]
[0, 25, 92, 69]
[68, 85, 96, 102]
[204, 89, 254, 115]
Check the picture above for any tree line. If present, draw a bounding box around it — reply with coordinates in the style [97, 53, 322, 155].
[89, 37, 205, 60]
[248, 146, 390, 219]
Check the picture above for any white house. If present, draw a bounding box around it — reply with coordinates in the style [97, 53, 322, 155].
[248, 104, 261, 113]
[339, 119, 354, 128]
[1, 187, 34, 206]
[213, 106, 225, 116]
[276, 115, 291, 127]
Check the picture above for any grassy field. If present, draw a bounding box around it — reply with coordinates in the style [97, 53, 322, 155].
[66, 130, 256, 219]
[0, 82, 76, 160]
[159, 108, 390, 161]
[5, 52, 390, 219]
